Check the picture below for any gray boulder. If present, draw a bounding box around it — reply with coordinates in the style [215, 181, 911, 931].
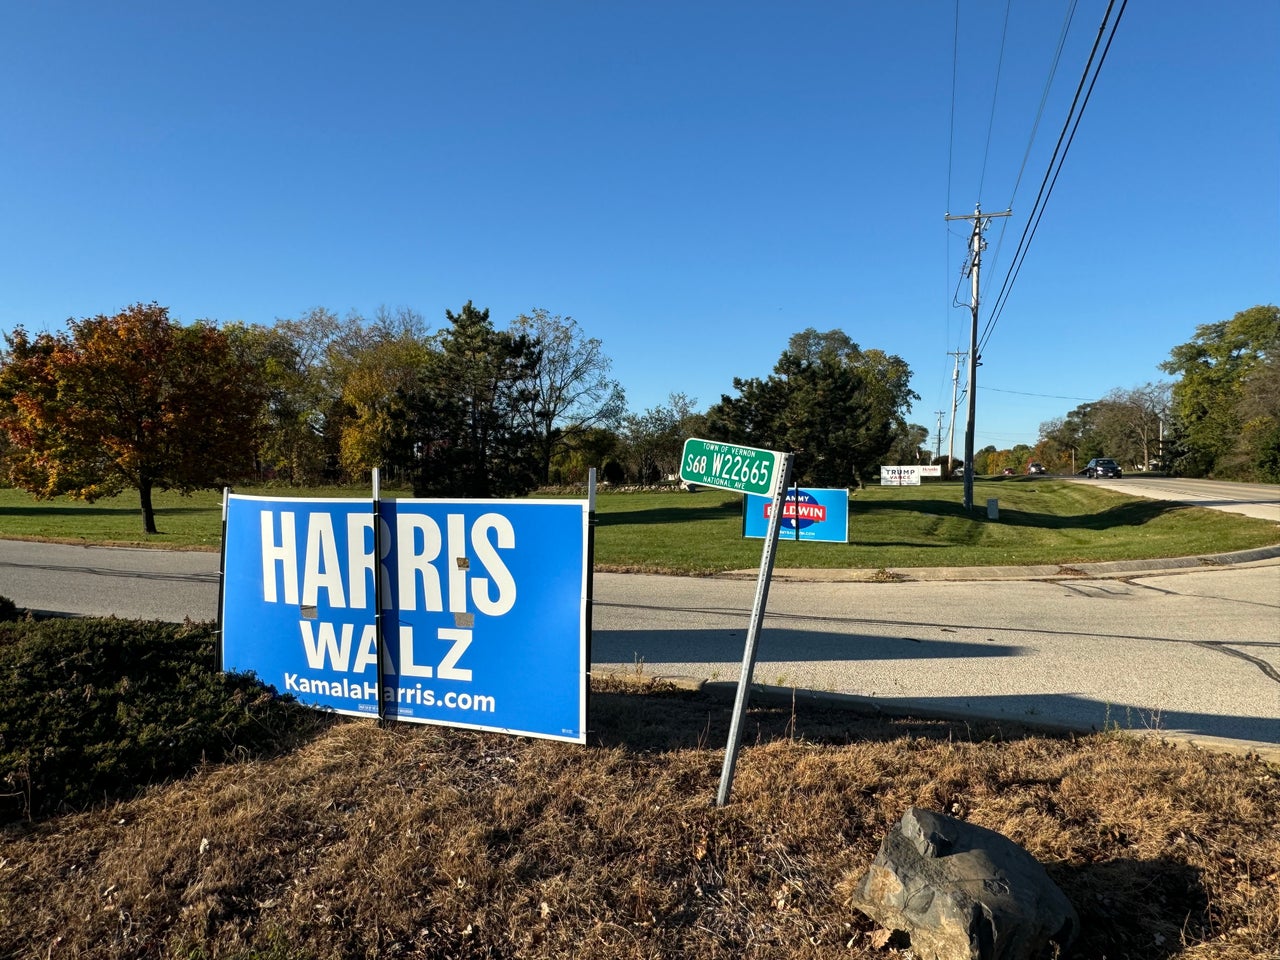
[851, 807, 1078, 960]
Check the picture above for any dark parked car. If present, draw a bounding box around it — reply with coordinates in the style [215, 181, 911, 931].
[1083, 457, 1122, 479]
[1026, 461, 1046, 475]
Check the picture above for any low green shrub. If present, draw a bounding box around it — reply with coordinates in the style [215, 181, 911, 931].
[0, 618, 333, 821]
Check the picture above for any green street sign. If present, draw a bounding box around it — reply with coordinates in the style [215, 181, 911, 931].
[680, 438, 783, 496]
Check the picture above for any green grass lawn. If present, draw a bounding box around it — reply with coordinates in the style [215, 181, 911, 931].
[0, 484, 394, 551]
[592, 478, 1280, 572]
[1, 477, 1277, 573]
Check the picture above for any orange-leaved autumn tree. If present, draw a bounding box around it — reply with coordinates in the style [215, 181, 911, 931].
[0, 303, 264, 534]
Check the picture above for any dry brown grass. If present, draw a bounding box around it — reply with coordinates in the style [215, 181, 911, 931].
[2, 680, 1277, 960]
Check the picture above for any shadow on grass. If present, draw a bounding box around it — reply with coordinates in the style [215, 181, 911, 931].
[996, 500, 1185, 530]
[0, 503, 212, 518]
[596, 501, 742, 526]
[1052, 857, 1209, 960]
[855, 497, 971, 520]
[857, 495, 1185, 531]
[586, 683, 1041, 754]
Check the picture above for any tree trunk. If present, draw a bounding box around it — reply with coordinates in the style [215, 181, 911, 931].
[539, 436, 554, 486]
[139, 479, 158, 535]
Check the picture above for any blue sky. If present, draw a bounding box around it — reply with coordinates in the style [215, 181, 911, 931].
[2, 2, 1276, 453]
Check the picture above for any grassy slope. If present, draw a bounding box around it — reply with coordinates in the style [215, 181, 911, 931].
[1, 478, 1278, 573]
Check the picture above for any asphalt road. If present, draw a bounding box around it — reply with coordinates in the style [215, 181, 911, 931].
[1, 478, 1277, 757]
[0, 540, 222, 621]
[1065, 474, 1280, 522]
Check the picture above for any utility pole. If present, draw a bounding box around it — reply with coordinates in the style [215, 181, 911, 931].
[934, 410, 946, 463]
[946, 349, 965, 477]
[945, 203, 1011, 511]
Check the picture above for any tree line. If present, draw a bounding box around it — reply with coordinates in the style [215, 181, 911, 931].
[0, 302, 925, 533]
[978, 305, 1279, 482]
[11, 298, 1261, 537]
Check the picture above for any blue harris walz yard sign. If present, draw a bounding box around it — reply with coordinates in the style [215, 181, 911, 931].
[742, 487, 849, 543]
[220, 494, 589, 743]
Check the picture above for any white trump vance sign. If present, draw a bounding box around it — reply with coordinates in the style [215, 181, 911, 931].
[220, 494, 590, 743]
[880, 465, 928, 485]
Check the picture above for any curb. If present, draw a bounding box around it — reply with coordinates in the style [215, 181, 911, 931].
[721, 544, 1280, 583]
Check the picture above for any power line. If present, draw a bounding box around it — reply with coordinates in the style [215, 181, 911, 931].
[979, 0, 1117, 352]
[979, 385, 1096, 402]
[974, 430, 1044, 443]
[942, 0, 962, 399]
[978, 0, 1128, 356]
[946, 0, 960, 212]
[939, 0, 1084, 465]
[940, 0, 1120, 473]
[978, 0, 1014, 199]
[1006, 0, 1081, 211]
[987, 0, 1078, 296]
[951, 254, 972, 309]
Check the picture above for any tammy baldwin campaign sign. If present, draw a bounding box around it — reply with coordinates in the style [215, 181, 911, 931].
[742, 487, 849, 543]
[220, 494, 589, 743]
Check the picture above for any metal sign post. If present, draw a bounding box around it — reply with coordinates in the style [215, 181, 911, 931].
[372, 468, 387, 723]
[793, 479, 800, 541]
[586, 467, 597, 735]
[216, 486, 230, 672]
[716, 450, 794, 807]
